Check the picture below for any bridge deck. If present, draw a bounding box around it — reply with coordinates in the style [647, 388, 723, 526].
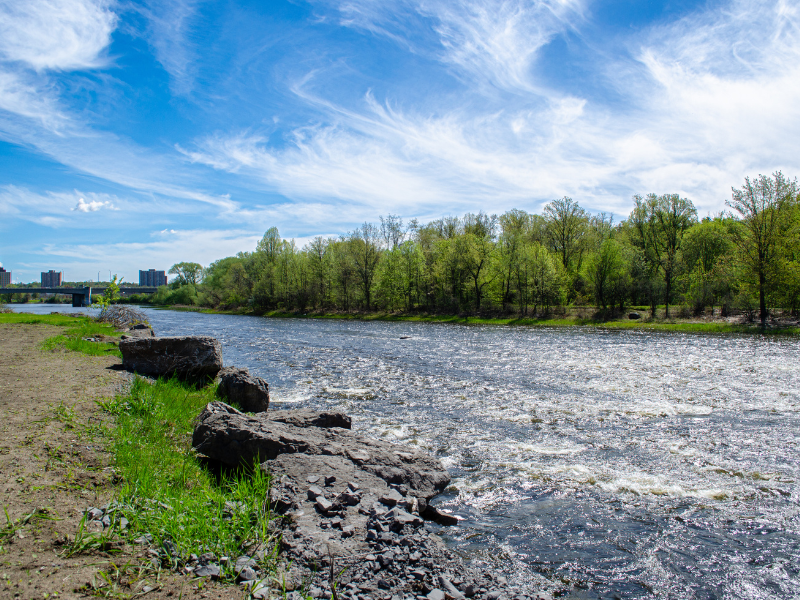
[0, 287, 159, 295]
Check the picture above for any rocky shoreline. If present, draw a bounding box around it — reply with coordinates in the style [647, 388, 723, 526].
[116, 334, 552, 600]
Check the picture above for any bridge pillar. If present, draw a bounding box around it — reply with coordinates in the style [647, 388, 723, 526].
[71, 287, 92, 307]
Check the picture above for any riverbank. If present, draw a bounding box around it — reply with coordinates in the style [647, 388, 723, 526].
[151, 305, 800, 335]
[0, 319, 247, 598]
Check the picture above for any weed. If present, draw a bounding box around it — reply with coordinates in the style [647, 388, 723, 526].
[62, 514, 122, 558]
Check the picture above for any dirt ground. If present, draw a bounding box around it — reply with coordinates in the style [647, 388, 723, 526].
[0, 324, 236, 599]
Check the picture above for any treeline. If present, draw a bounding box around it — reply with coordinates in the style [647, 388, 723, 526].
[152, 172, 800, 325]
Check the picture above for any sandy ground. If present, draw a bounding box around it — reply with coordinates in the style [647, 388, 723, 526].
[0, 324, 235, 599]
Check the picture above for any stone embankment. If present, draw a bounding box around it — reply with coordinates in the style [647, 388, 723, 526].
[120, 335, 550, 600]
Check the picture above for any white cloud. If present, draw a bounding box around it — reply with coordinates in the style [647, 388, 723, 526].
[185, 0, 800, 220]
[324, 0, 586, 94]
[0, 0, 117, 138]
[72, 197, 118, 212]
[0, 0, 117, 71]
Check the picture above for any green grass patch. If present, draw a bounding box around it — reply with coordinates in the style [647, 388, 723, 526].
[94, 377, 279, 581]
[39, 318, 124, 357]
[0, 311, 125, 356]
[0, 312, 90, 326]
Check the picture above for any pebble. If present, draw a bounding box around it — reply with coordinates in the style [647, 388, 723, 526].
[193, 564, 221, 579]
[86, 507, 104, 521]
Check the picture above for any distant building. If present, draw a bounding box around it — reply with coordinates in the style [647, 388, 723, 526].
[139, 269, 168, 287]
[41, 270, 62, 287]
[0, 267, 10, 286]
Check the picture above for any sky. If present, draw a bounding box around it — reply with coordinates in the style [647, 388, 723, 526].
[0, 0, 799, 283]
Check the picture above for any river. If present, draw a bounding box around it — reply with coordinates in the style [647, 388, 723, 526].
[8, 305, 800, 599]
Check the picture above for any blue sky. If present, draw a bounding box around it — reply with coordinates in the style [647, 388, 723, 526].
[1, 0, 798, 283]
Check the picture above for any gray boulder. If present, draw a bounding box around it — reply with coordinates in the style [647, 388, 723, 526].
[121, 323, 155, 340]
[270, 409, 351, 429]
[217, 367, 270, 413]
[192, 401, 450, 499]
[119, 336, 222, 379]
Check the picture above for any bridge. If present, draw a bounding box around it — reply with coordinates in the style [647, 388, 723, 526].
[0, 287, 159, 307]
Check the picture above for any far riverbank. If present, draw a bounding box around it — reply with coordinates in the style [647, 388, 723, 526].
[147, 304, 800, 336]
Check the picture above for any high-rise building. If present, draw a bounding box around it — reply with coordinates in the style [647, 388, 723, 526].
[139, 269, 168, 287]
[0, 267, 10, 286]
[41, 270, 63, 287]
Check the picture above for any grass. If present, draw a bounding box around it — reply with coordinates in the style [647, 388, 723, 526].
[0, 311, 124, 357]
[42, 320, 123, 357]
[93, 376, 280, 582]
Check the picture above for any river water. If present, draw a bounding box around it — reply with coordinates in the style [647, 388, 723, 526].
[9, 306, 800, 599]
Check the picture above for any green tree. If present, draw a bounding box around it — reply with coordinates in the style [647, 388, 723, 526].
[630, 193, 697, 317]
[585, 239, 625, 310]
[727, 171, 798, 325]
[168, 262, 204, 286]
[544, 197, 588, 272]
[350, 223, 382, 311]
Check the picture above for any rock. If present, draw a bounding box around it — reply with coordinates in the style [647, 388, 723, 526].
[315, 497, 333, 513]
[423, 506, 460, 526]
[628, 312, 641, 320]
[121, 325, 155, 339]
[193, 564, 221, 578]
[193, 401, 450, 499]
[428, 591, 446, 600]
[85, 507, 103, 521]
[237, 567, 257, 581]
[307, 486, 324, 500]
[235, 555, 256, 572]
[438, 576, 465, 600]
[386, 507, 423, 531]
[119, 336, 222, 379]
[380, 488, 404, 506]
[133, 533, 153, 545]
[217, 367, 270, 413]
[270, 409, 352, 430]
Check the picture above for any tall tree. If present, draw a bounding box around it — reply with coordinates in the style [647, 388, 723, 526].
[630, 193, 697, 317]
[727, 171, 798, 325]
[380, 215, 406, 250]
[350, 223, 382, 311]
[168, 262, 204, 286]
[544, 197, 588, 272]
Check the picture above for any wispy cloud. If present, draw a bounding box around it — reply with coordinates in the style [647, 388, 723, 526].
[0, 0, 116, 71]
[0, 0, 117, 138]
[137, 0, 202, 95]
[185, 0, 800, 219]
[322, 0, 586, 94]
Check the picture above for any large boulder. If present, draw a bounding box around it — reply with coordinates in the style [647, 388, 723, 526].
[119, 336, 222, 379]
[270, 409, 351, 429]
[217, 367, 270, 413]
[192, 401, 450, 499]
